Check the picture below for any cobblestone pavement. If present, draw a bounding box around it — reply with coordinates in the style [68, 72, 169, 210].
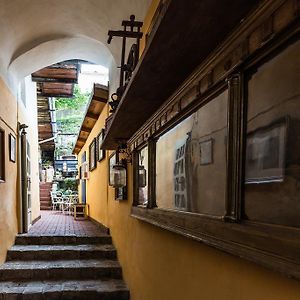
[28, 210, 106, 236]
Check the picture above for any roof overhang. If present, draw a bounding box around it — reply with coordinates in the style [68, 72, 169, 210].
[73, 84, 109, 154]
[102, 0, 260, 149]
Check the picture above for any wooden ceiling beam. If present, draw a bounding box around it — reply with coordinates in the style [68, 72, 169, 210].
[86, 112, 99, 120]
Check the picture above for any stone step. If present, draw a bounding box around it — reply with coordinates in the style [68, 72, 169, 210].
[15, 235, 112, 245]
[40, 200, 52, 206]
[40, 196, 51, 201]
[7, 244, 117, 261]
[0, 279, 129, 300]
[40, 200, 51, 205]
[40, 206, 52, 210]
[0, 259, 122, 281]
[40, 193, 50, 198]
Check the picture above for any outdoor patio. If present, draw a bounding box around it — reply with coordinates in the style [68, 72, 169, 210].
[27, 211, 106, 236]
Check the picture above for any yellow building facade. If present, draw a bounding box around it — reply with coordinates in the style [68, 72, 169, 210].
[75, 1, 300, 299]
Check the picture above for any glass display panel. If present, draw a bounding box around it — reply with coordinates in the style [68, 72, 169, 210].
[138, 146, 148, 205]
[156, 90, 228, 215]
[244, 40, 300, 227]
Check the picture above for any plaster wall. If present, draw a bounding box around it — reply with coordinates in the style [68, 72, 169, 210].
[0, 0, 151, 95]
[0, 74, 40, 265]
[0, 78, 18, 264]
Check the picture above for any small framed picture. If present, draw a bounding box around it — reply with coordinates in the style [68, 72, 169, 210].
[89, 138, 97, 171]
[9, 134, 16, 163]
[0, 128, 5, 181]
[97, 129, 105, 162]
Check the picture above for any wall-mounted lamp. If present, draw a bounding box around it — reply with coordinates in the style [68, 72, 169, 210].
[138, 165, 147, 187]
[111, 159, 127, 188]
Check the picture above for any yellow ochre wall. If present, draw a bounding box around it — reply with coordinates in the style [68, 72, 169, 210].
[78, 104, 110, 227]
[0, 76, 40, 265]
[0, 78, 18, 264]
[78, 1, 300, 299]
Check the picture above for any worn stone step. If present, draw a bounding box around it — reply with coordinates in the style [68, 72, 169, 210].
[15, 235, 111, 245]
[7, 244, 117, 261]
[40, 199, 51, 203]
[0, 260, 122, 281]
[40, 202, 51, 207]
[40, 192, 50, 196]
[40, 206, 52, 211]
[0, 279, 129, 300]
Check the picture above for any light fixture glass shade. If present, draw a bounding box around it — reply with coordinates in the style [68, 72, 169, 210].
[138, 166, 147, 187]
[112, 164, 127, 188]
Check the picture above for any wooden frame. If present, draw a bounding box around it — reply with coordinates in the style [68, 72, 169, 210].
[0, 128, 5, 182]
[129, 2, 300, 280]
[9, 133, 16, 163]
[97, 129, 105, 162]
[89, 138, 96, 171]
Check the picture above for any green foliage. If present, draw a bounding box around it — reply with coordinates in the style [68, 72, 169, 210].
[57, 116, 82, 134]
[54, 84, 90, 157]
[59, 178, 78, 192]
[55, 85, 90, 110]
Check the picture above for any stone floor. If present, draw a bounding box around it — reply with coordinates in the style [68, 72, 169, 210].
[28, 210, 106, 236]
[0, 211, 129, 299]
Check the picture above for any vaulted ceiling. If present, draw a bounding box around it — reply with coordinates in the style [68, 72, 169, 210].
[0, 0, 151, 90]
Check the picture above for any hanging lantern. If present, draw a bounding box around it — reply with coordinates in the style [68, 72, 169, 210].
[138, 165, 147, 187]
[112, 163, 127, 188]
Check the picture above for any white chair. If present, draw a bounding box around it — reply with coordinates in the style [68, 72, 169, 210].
[51, 191, 64, 212]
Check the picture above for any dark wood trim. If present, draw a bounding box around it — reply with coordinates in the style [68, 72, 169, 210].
[131, 206, 300, 280]
[0, 127, 5, 182]
[224, 73, 244, 222]
[147, 139, 156, 208]
[89, 138, 97, 171]
[81, 126, 92, 133]
[97, 129, 106, 162]
[86, 112, 99, 120]
[132, 150, 139, 206]
[31, 214, 41, 226]
[92, 95, 108, 103]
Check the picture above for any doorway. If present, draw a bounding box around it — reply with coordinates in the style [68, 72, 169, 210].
[20, 125, 32, 233]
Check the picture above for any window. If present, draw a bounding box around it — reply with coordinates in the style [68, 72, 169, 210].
[0, 128, 5, 182]
[156, 91, 228, 215]
[244, 39, 300, 228]
[131, 30, 300, 279]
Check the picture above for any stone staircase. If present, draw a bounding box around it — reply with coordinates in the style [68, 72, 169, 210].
[0, 235, 129, 299]
[39, 182, 52, 210]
